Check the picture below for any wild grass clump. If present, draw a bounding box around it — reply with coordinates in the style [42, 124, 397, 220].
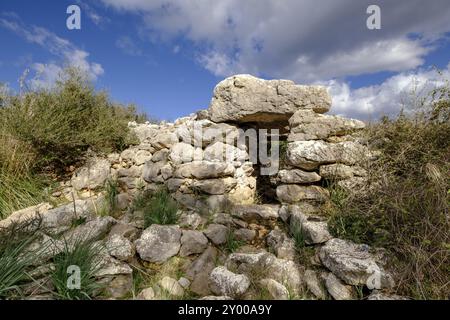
[222, 230, 244, 253]
[99, 179, 120, 217]
[0, 67, 144, 218]
[132, 188, 179, 228]
[0, 221, 43, 298]
[327, 83, 450, 299]
[51, 238, 104, 300]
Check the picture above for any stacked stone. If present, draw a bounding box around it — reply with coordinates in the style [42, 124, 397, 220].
[138, 117, 256, 212]
[275, 108, 369, 205]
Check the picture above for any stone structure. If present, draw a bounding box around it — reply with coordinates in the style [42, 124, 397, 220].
[0, 75, 401, 301]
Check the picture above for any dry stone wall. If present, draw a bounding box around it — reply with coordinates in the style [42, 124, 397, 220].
[0, 74, 404, 301]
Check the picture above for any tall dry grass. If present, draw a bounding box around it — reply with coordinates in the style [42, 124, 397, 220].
[327, 83, 450, 299]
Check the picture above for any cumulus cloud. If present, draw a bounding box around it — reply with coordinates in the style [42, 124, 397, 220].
[98, 0, 450, 119]
[100, 0, 450, 82]
[328, 64, 450, 120]
[0, 14, 104, 88]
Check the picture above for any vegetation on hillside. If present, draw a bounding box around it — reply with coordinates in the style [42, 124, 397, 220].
[327, 82, 450, 299]
[0, 67, 146, 218]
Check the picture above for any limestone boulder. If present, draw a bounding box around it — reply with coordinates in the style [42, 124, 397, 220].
[150, 132, 178, 150]
[186, 246, 218, 296]
[203, 141, 247, 163]
[319, 238, 395, 289]
[266, 229, 296, 260]
[276, 185, 329, 204]
[174, 161, 235, 179]
[286, 140, 368, 170]
[191, 178, 237, 195]
[105, 234, 135, 262]
[158, 276, 185, 297]
[226, 251, 303, 294]
[169, 142, 202, 165]
[180, 230, 209, 257]
[324, 272, 354, 300]
[232, 204, 279, 222]
[319, 164, 367, 180]
[208, 75, 331, 123]
[134, 225, 181, 263]
[203, 224, 229, 245]
[209, 266, 250, 298]
[259, 278, 289, 300]
[71, 158, 110, 191]
[288, 109, 365, 141]
[276, 169, 321, 184]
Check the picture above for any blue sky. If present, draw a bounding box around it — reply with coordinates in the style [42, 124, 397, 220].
[1, 0, 450, 121]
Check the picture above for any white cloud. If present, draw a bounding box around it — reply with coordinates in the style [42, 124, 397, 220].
[0, 14, 104, 88]
[99, 0, 450, 120]
[115, 36, 143, 56]
[327, 64, 450, 120]
[76, 0, 110, 27]
[100, 0, 450, 83]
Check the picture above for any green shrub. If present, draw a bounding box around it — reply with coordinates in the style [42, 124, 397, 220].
[51, 238, 103, 300]
[0, 131, 46, 218]
[1, 68, 138, 171]
[133, 188, 179, 227]
[0, 67, 145, 218]
[327, 84, 450, 299]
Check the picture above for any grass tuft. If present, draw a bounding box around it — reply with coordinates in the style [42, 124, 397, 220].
[132, 188, 179, 228]
[51, 238, 104, 300]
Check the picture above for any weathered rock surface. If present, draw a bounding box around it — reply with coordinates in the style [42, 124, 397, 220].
[259, 278, 289, 300]
[208, 75, 331, 123]
[174, 161, 235, 179]
[304, 270, 326, 299]
[191, 177, 237, 195]
[203, 224, 229, 245]
[288, 109, 365, 141]
[136, 287, 156, 300]
[266, 230, 296, 260]
[226, 251, 303, 294]
[71, 158, 110, 191]
[180, 230, 209, 256]
[158, 276, 185, 297]
[324, 272, 354, 300]
[106, 234, 135, 262]
[276, 169, 321, 184]
[186, 246, 218, 296]
[289, 209, 332, 245]
[286, 140, 367, 170]
[64, 216, 116, 243]
[319, 238, 394, 289]
[209, 266, 250, 298]
[135, 225, 181, 263]
[367, 291, 409, 300]
[276, 185, 329, 204]
[232, 204, 279, 222]
[319, 163, 367, 180]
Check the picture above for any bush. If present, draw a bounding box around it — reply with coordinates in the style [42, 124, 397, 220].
[327, 84, 450, 299]
[0, 67, 144, 218]
[51, 238, 103, 300]
[132, 188, 179, 227]
[1, 68, 138, 171]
